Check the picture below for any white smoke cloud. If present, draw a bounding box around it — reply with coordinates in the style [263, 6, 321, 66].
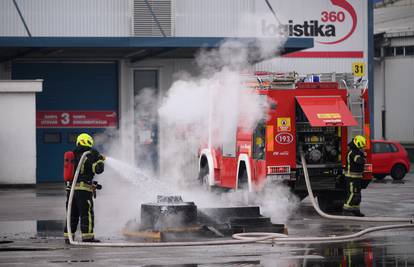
[92, 12, 299, 238]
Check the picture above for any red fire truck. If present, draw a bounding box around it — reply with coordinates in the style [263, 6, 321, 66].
[198, 72, 372, 212]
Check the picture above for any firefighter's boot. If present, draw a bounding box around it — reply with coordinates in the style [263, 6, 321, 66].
[342, 209, 365, 217]
[64, 232, 75, 244]
[352, 210, 365, 217]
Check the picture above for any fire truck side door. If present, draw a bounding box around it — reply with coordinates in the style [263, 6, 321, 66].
[221, 123, 238, 188]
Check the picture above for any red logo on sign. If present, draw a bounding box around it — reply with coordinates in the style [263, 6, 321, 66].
[317, 0, 357, 45]
[275, 133, 294, 145]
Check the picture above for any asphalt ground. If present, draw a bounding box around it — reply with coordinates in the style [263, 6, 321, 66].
[0, 168, 413, 266]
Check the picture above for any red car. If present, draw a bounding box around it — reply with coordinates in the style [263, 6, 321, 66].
[372, 140, 410, 180]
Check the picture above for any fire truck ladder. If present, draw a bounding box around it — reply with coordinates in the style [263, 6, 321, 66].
[342, 78, 367, 141]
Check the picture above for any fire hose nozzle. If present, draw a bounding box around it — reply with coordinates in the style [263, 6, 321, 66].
[93, 181, 102, 190]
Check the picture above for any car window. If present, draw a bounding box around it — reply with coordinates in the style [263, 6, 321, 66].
[373, 143, 393, 153]
[389, 143, 399, 152]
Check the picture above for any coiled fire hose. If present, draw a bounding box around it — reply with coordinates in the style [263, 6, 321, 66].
[67, 151, 414, 247]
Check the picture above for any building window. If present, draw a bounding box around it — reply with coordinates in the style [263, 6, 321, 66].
[43, 132, 61, 144]
[395, 47, 404, 56]
[406, 46, 414, 56]
[374, 47, 381, 58]
[385, 47, 394, 57]
[384, 46, 414, 57]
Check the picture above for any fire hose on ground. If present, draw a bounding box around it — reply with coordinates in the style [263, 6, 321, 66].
[67, 151, 414, 247]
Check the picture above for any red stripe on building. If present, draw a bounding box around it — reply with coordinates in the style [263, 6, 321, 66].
[283, 51, 364, 58]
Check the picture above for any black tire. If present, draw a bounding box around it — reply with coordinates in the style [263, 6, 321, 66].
[317, 192, 345, 213]
[361, 179, 371, 189]
[374, 174, 386, 180]
[238, 168, 248, 190]
[198, 165, 211, 190]
[295, 192, 308, 201]
[391, 164, 406, 181]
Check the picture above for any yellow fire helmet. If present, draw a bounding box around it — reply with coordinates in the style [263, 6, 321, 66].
[353, 135, 366, 149]
[76, 133, 94, 148]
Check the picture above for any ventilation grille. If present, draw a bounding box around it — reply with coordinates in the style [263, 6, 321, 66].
[133, 0, 172, 37]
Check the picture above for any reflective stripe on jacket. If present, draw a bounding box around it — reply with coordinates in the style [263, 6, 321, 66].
[345, 148, 366, 178]
[74, 181, 93, 192]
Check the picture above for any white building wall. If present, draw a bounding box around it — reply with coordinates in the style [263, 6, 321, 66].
[0, 0, 130, 36]
[0, 81, 42, 184]
[175, 0, 254, 37]
[384, 56, 414, 143]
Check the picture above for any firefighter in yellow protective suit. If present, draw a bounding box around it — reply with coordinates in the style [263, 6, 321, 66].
[64, 133, 105, 243]
[343, 135, 367, 217]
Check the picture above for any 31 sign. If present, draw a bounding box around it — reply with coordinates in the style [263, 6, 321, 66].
[352, 62, 365, 77]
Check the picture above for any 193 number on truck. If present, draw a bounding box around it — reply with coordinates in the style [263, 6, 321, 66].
[275, 133, 294, 145]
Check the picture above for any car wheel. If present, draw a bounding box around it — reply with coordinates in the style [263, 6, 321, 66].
[390, 164, 406, 181]
[317, 192, 345, 213]
[374, 174, 386, 180]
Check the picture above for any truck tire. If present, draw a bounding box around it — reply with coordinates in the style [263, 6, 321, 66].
[361, 179, 371, 189]
[198, 165, 211, 191]
[295, 192, 308, 201]
[238, 168, 248, 190]
[391, 164, 406, 181]
[373, 174, 386, 180]
[317, 192, 344, 213]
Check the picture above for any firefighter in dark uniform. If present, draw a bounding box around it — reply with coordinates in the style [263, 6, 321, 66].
[64, 133, 105, 243]
[343, 135, 367, 217]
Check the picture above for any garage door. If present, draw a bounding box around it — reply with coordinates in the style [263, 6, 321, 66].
[12, 62, 118, 183]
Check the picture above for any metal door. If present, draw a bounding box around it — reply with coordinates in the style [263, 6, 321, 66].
[12, 62, 118, 183]
[133, 70, 159, 174]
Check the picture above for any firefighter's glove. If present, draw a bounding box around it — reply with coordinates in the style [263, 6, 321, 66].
[92, 181, 102, 199]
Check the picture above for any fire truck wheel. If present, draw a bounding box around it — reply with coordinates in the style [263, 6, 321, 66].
[198, 165, 212, 191]
[295, 192, 308, 201]
[237, 169, 248, 190]
[317, 192, 344, 213]
[361, 179, 371, 189]
[373, 174, 386, 180]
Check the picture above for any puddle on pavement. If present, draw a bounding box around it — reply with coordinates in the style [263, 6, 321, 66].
[0, 220, 65, 238]
[0, 220, 413, 266]
[50, 259, 94, 263]
[139, 239, 413, 266]
[142, 261, 260, 267]
[0, 247, 58, 252]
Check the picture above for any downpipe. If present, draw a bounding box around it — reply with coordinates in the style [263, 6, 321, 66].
[67, 151, 413, 247]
